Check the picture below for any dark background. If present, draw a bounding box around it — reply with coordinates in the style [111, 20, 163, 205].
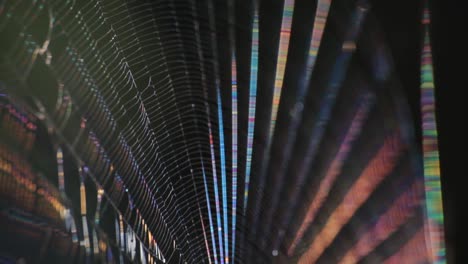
[431, 0, 464, 261]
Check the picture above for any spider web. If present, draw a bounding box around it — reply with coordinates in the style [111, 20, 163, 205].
[0, 0, 446, 263]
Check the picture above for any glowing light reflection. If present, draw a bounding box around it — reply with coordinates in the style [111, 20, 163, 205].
[243, 1, 260, 212]
[384, 227, 428, 264]
[338, 181, 423, 264]
[288, 93, 374, 255]
[298, 134, 403, 263]
[421, 4, 446, 263]
[269, 0, 294, 134]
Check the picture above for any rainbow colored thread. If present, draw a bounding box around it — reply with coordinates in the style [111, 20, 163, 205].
[243, 1, 260, 213]
[421, 3, 446, 263]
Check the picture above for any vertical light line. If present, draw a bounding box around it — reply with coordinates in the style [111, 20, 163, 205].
[94, 188, 104, 255]
[199, 204, 213, 264]
[228, 0, 238, 261]
[269, 0, 295, 134]
[421, 4, 446, 263]
[71, 217, 78, 243]
[190, 150, 213, 263]
[115, 217, 123, 264]
[201, 153, 222, 263]
[216, 90, 229, 263]
[253, 0, 295, 245]
[243, 0, 259, 213]
[119, 213, 125, 264]
[208, 129, 225, 264]
[140, 241, 146, 264]
[231, 54, 238, 262]
[57, 147, 65, 192]
[57, 144, 75, 241]
[79, 167, 91, 256]
[95, 188, 104, 224]
[205, 0, 230, 260]
[304, 0, 332, 83]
